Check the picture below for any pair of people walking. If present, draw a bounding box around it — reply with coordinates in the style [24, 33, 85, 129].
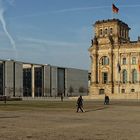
[76, 94, 110, 113]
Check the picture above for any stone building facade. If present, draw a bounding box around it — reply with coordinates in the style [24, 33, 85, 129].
[89, 19, 140, 97]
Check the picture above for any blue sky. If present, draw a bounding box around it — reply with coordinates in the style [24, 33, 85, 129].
[0, 0, 140, 70]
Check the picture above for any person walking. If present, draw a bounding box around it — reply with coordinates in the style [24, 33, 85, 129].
[4, 95, 6, 104]
[104, 94, 109, 105]
[76, 95, 84, 112]
[60, 93, 63, 102]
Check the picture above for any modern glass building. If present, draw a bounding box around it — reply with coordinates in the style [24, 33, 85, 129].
[0, 59, 88, 98]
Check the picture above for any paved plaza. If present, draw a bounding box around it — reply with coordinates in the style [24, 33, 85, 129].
[0, 100, 140, 140]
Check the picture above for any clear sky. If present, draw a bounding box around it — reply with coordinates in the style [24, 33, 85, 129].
[0, 0, 140, 70]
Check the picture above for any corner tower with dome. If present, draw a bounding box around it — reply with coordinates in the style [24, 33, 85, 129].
[89, 19, 140, 98]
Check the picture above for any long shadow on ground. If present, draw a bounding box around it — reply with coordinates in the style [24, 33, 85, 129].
[0, 116, 20, 119]
[85, 106, 109, 112]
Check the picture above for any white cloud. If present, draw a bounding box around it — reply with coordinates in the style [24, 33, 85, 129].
[17, 36, 87, 48]
[7, 4, 140, 20]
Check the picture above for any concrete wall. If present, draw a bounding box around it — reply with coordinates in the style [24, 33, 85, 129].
[51, 66, 57, 97]
[14, 62, 23, 97]
[1, 60, 89, 98]
[44, 65, 51, 97]
[5, 61, 14, 96]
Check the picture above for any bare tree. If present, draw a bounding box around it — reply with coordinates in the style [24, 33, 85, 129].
[68, 86, 74, 97]
[79, 86, 86, 93]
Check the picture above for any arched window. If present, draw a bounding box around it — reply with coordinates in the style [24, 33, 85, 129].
[132, 69, 137, 83]
[99, 29, 103, 36]
[101, 56, 109, 65]
[104, 28, 108, 35]
[122, 69, 127, 83]
[110, 28, 113, 34]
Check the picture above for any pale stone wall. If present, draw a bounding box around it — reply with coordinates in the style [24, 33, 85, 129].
[87, 93, 140, 100]
[89, 19, 140, 99]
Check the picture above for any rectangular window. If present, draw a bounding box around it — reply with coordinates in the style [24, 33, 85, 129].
[121, 89, 125, 93]
[122, 58, 126, 65]
[131, 89, 135, 92]
[99, 29, 103, 36]
[132, 57, 136, 64]
[102, 56, 109, 65]
[99, 89, 104, 95]
[102, 72, 108, 84]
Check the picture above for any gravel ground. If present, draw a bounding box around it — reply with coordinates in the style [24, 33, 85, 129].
[0, 101, 140, 140]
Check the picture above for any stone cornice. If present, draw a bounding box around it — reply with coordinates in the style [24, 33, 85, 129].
[94, 19, 130, 29]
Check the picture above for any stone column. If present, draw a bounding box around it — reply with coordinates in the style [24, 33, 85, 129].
[42, 66, 44, 96]
[90, 54, 97, 84]
[128, 53, 131, 84]
[31, 65, 35, 98]
[138, 53, 140, 85]
[108, 52, 113, 83]
[2, 61, 5, 96]
[108, 47, 114, 94]
[118, 51, 121, 94]
[65, 68, 68, 96]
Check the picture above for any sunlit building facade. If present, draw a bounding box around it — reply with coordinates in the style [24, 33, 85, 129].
[89, 19, 140, 96]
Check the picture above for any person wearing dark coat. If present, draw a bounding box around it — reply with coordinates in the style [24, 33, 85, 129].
[76, 95, 84, 112]
[60, 93, 63, 102]
[104, 95, 109, 105]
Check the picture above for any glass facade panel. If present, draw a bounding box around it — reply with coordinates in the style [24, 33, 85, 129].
[35, 67, 42, 97]
[23, 68, 32, 96]
[57, 68, 65, 96]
